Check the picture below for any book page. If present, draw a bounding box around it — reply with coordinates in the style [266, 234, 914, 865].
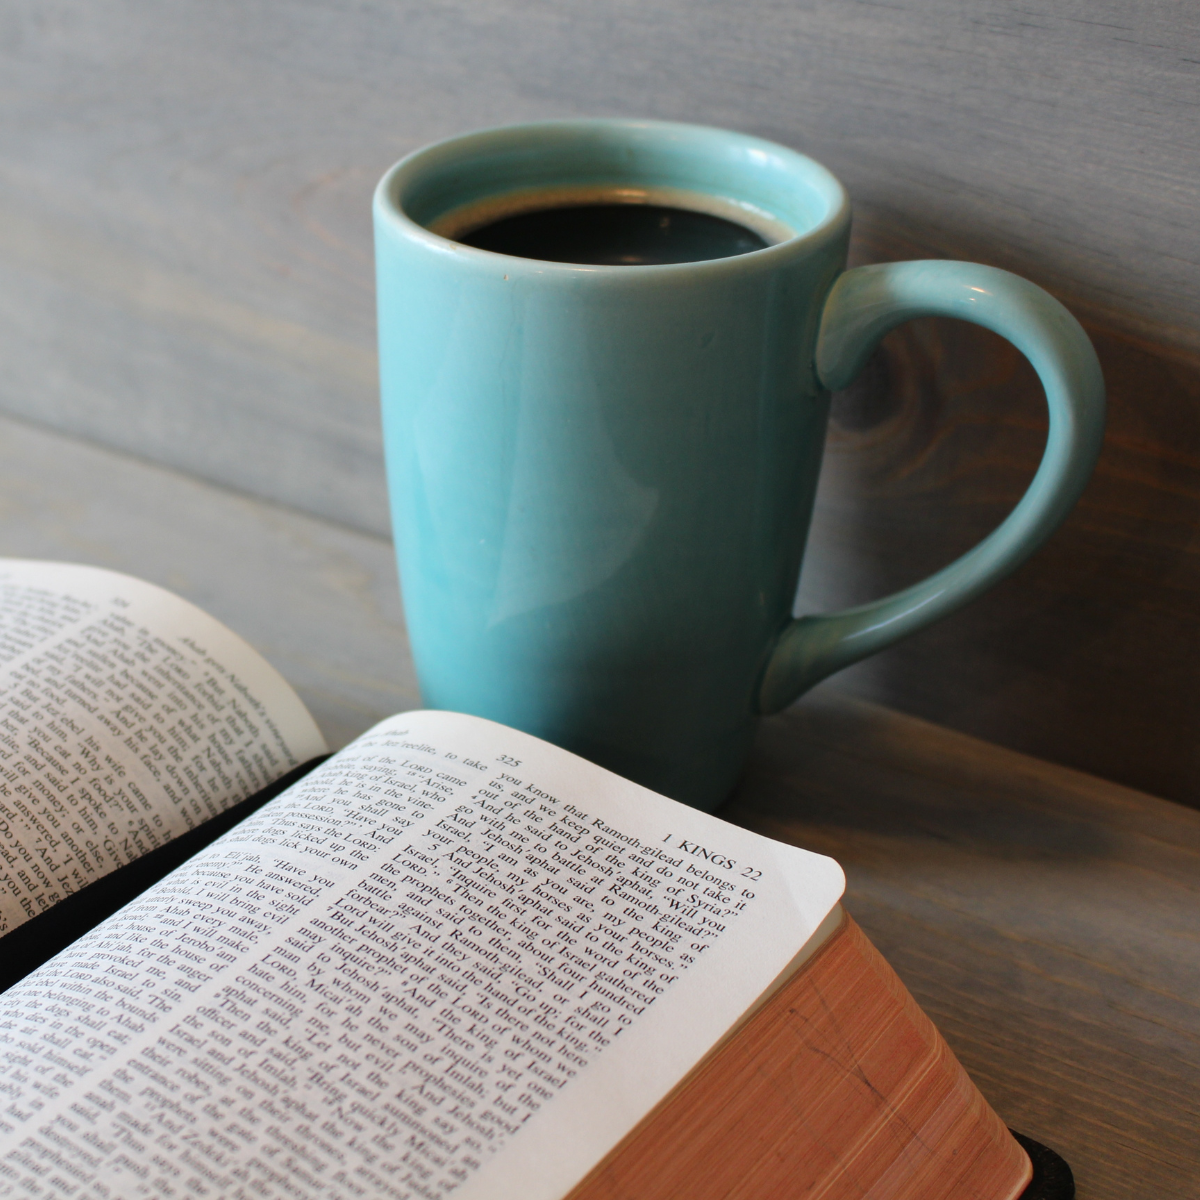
[0, 710, 842, 1200]
[0, 560, 327, 936]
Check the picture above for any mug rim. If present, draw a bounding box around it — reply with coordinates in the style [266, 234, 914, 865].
[373, 118, 850, 276]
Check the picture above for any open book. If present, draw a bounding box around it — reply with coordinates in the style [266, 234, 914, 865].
[0, 561, 1034, 1200]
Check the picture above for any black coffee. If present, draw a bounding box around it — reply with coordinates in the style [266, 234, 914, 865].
[458, 203, 769, 265]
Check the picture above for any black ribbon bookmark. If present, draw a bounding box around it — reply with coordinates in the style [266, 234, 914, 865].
[0, 755, 329, 993]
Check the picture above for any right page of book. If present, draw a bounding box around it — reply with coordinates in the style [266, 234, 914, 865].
[0, 709, 842, 1200]
[443, 716, 846, 1200]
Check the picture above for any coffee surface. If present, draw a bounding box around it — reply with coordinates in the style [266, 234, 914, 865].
[457, 202, 770, 265]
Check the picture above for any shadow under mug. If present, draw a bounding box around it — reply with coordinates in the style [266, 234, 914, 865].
[374, 120, 1105, 811]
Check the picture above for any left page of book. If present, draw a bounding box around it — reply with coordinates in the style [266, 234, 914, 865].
[0, 560, 327, 936]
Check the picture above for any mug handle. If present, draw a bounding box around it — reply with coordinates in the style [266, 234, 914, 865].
[756, 260, 1106, 714]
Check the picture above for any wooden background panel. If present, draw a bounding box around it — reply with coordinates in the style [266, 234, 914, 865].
[4, 0, 1200, 803]
[800, 293, 1200, 807]
[0, 205, 386, 531]
[2, 0, 1199, 531]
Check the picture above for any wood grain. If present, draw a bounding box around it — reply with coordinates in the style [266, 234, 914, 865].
[570, 914, 1030, 1200]
[801, 292, 1200, 807]
[1, 0, 1199, 530]
[725, 693, 1200, 1200]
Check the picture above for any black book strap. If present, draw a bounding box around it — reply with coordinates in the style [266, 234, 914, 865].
[0, 755, 330, 993]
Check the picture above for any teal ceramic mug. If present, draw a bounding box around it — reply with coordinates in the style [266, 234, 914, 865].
[374, 119, 1105, 811]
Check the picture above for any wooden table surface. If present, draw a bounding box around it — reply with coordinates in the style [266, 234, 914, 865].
[0, 412, 1194, 1198]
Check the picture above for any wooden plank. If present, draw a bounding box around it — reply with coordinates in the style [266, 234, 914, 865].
[0, 201, 389, 535]
[2, 0, 1199, 530]
[725, 693, 1200, 1200]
